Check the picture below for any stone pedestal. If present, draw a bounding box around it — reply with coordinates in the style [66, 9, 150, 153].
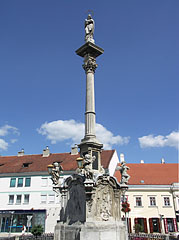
[55, 221, 127, 240]
[54, 174, 128, 240]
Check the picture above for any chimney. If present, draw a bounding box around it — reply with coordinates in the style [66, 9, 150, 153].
[120, 153, 125, 163]
[71, 144, 78, 155]
[43, 146, 50, 157]
[18, 149, 24, 157]
[161, 158, 165, 164]
[140, 160, 144, 164]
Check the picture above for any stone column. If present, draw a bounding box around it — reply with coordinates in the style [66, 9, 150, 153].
[83, 54, 97, 140]
[76, 36, 104, 169]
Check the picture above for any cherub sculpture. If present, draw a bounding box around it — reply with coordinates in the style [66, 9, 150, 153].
[51, 162, 63, 186]
[83, 154, 96, 179]
[119, 161, 130, 185]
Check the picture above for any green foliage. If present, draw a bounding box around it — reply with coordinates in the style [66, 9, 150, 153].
[135, 223, 144, 233]
[31, 225, 43, 237]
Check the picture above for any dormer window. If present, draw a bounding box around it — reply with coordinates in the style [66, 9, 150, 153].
[22, 162, 32, 168]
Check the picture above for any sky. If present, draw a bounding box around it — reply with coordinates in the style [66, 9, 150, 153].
[0, 0, 178, 164]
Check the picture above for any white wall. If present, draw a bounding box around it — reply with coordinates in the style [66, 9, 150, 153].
[0, 175, 62, 233]
[108, 150, 119, 176]
[126, 186, 176, 233]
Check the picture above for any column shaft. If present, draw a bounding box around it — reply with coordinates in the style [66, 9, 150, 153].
[85, 71, 96, 137]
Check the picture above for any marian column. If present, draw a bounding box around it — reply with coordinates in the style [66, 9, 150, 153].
[76, 14, 104, 172]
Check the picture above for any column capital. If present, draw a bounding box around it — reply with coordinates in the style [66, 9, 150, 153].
[83, 55, 98, 73]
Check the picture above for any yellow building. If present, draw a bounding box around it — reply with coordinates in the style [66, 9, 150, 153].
[115, 161, 178, 234]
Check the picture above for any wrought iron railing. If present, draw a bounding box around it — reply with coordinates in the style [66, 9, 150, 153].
[129, 233, 168, 240]
[18, 233, 54, 240]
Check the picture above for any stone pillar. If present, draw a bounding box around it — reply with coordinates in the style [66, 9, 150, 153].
[83, 54, 97, 140]
[76, 42, 104, 170]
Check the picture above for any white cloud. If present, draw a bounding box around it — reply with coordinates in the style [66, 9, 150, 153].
[95, 123, 130, 149]
[38, 119, 130, 149]
[10, 139, 18, 144]
[0, 139, 8, 151]
[0, 125, 20, 151]
[0, 124, 19, 137]
[138, 131, 179, 149]
[38, 120, 84, 144]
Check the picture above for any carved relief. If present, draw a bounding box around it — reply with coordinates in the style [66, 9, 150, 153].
[88, 176, 121, 221]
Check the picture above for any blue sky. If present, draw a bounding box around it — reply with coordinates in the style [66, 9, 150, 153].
[0, 0, 178, 163]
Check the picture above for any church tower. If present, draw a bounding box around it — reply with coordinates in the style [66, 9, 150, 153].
[76, 14, 104, 172]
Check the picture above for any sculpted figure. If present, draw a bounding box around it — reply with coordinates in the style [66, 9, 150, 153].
[85, 14, 95, 43]
[51, 162, 63, 186]
[83, 154, 96, 179]
[119, 161, 130, 185]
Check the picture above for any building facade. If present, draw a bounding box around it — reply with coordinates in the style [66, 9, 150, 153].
[115, 161, 179, 234]
[0, 148, 118, 234]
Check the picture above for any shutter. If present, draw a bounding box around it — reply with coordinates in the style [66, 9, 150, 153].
[134, 218, 138, 225]
[144, 218, 148, 233]
[158, 218, 161, 233]
[134, 218, 138, 233]
[164, 218, 169, 234]
[173, 218, 178, 232]
[128, 218, 132, 233]
[149, 218, 153, 233]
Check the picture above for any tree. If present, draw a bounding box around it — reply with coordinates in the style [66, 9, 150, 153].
[31, 225, 43, 237]
[134, 223, 144, 233]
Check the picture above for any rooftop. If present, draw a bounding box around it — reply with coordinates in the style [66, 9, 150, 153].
[114, 163, 179, 185]
[0, 150, 115, 174]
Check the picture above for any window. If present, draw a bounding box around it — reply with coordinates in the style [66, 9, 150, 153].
[17, 178, 23, 187]
[16, 195, 22, 204]
[25, 177, 31, 187]
[166, 218, 175, 232]
[41, 194, 47, 204]
[135, 218, 147, 233]
[149, 218, 161, 233]
[42, 178, 48, 187]
[10, 178, 16, 187]
[24, 194, 30, 204]
[164, 197, 170, 206]
[48, 194, 55, 204]
[150, 197, 156, 206]
[23, 162, 32, 168]
[136, 197, 142, 206]
[9, 195, 14, 204]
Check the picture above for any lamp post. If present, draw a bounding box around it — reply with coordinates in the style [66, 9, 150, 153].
[159, 214, 164, 234]
[76, 157, 84, 169]
[47, 164, 53, 175]
[9, 211, 14, 237]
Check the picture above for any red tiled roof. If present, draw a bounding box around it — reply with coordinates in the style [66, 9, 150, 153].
[114, 163, 179, 185]
[0, 150, 115, 174]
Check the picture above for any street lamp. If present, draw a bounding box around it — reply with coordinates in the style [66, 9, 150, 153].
[76, 157, 84, 169]
[47, 164, 53, 175]
[9, 211, 15, 237]
[159, 214, 164, 234]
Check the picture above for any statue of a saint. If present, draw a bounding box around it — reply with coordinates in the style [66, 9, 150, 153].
[85, 14, 95, 43]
